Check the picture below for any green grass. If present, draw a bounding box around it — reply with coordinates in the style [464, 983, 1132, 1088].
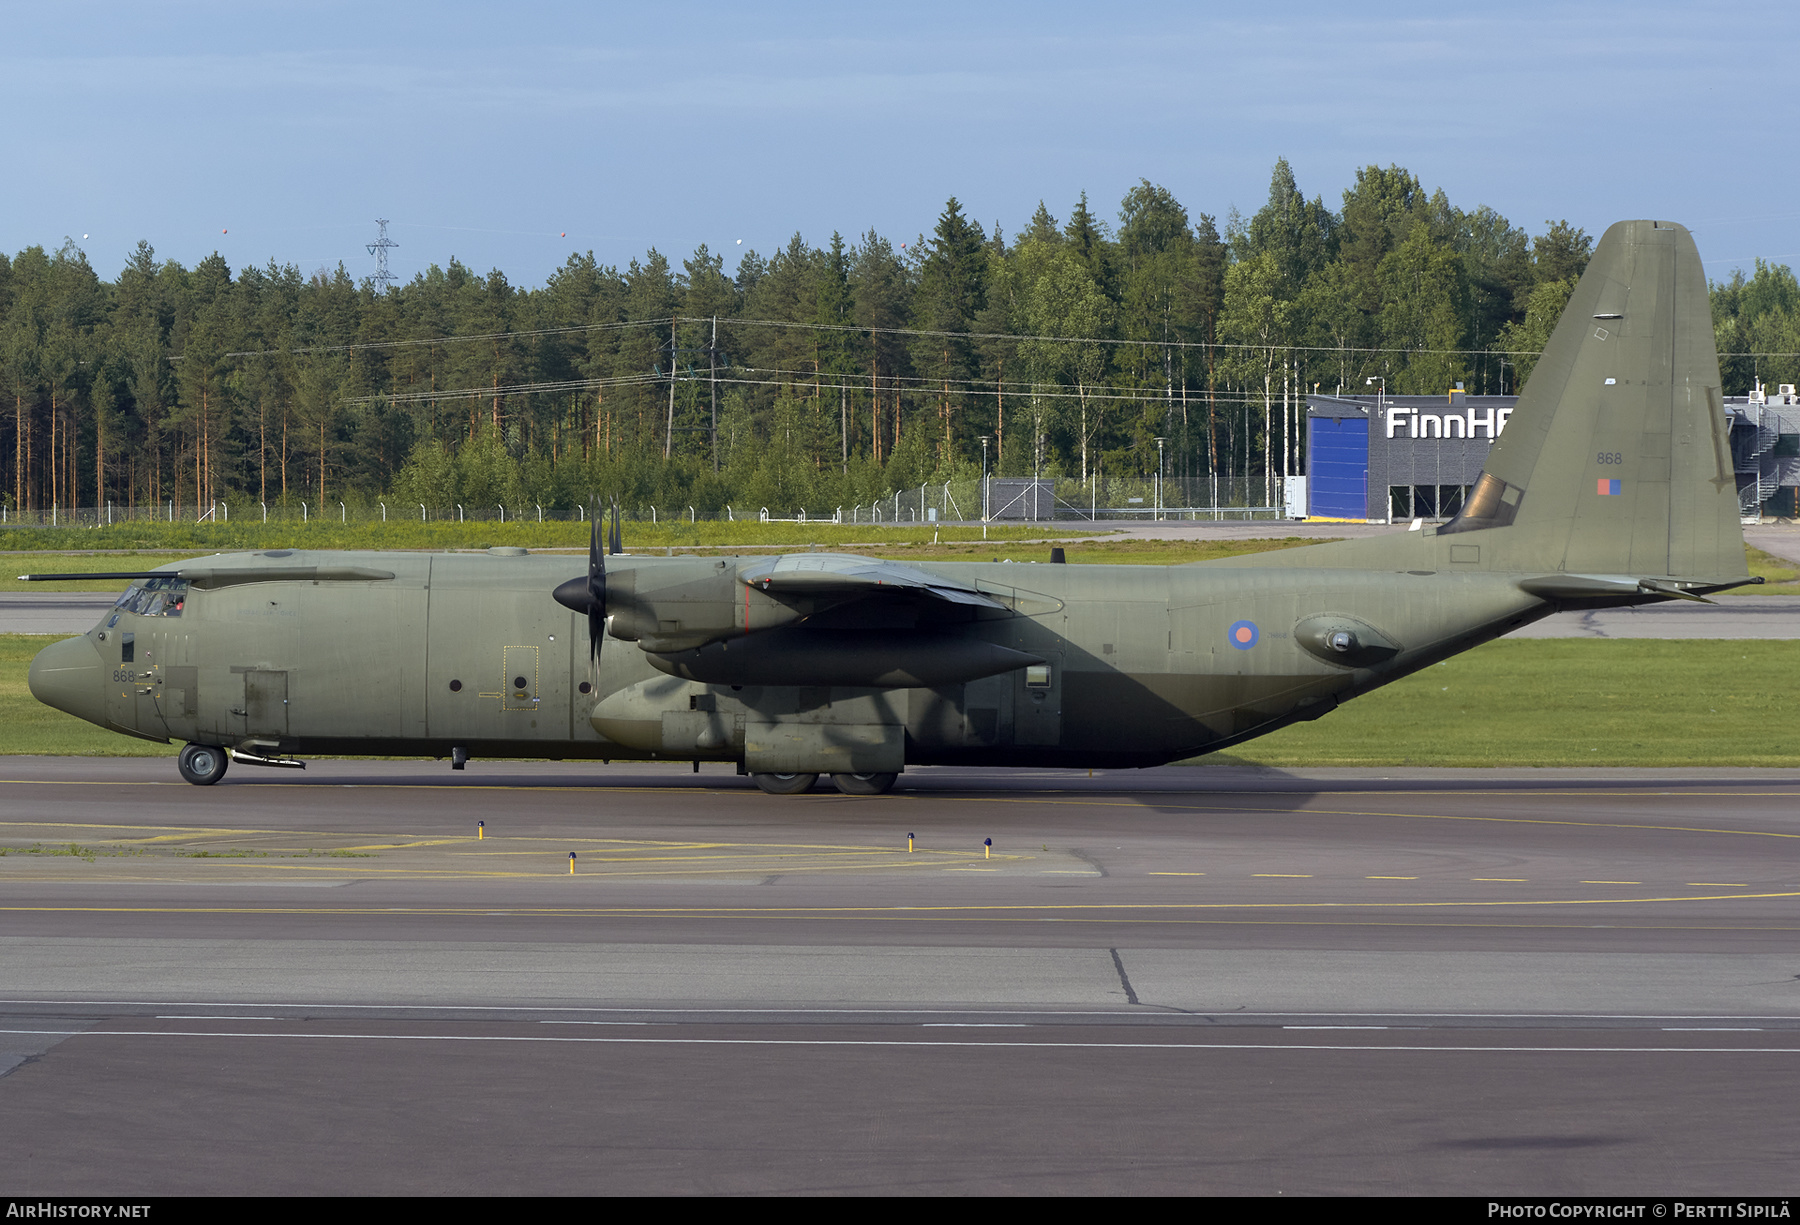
[1197, 639, 1800, 767]
[1738, 545, 1800, 594]
[0, 843, 147, 860]
[0, 518, 1086, 556]
[3, 633, 1793, 767]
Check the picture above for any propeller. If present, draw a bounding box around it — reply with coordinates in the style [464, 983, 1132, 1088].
[553, 500, 611, 661]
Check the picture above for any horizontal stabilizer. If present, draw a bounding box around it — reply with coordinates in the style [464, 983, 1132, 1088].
[1517, 573, 1762, 602]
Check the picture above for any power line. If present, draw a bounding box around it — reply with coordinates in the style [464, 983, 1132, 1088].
[225, 311, 1800, 367]
[345, 366, 1342, 411]
[220, 316, 656, 359]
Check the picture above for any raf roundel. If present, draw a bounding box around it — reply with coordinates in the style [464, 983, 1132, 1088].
[1227, 619, 1259, 650]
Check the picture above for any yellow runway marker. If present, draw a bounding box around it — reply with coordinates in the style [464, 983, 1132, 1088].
[1367, 876, 1418, 880]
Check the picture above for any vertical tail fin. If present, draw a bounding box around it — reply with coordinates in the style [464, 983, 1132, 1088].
[1444, 220, 1744, 580]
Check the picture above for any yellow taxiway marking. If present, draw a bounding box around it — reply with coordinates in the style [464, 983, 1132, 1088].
[932, 794, 1800, 842]
[0, 858, 1017, 881]
[1689, 882, 1749, 887]
[1367, 876, 1418, 880]
[4, 891, 1798, 916]
[3, 779, 1798, 845]
[0, 821, 949, 858]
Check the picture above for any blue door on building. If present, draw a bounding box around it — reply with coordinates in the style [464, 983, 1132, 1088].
[1308, 417, 1369, 519]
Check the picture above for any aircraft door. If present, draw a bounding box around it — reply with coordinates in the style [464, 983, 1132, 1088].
[424, 577, 570, 743]
[242, 670, 289, 737]
[961, 672, 1014, 748]
[1014, 651, 1062, 745]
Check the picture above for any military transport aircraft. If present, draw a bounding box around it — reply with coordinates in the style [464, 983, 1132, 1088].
[25, 220, 1754, 793]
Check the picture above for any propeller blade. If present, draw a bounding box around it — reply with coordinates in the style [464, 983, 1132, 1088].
[588, 501, 606, 661]
[609, 500, 623, 555]
[554, 502, 608, 661]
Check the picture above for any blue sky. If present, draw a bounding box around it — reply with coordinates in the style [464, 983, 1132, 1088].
[6, 1, 1795, 287]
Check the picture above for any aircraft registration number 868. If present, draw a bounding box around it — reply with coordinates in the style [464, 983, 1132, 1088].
[1597, 452, 1625, 464]
[111, 670, 141, 683]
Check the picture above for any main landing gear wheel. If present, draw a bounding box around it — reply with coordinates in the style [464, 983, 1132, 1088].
[831, 772, 897, 796]
[177, 743, 229, 786]
[751, 772, 817, 795]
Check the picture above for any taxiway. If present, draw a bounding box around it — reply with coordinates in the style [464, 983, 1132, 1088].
[0, 759, 1795, 1194]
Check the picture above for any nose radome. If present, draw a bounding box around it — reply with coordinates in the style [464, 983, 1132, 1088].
[28, 635, 107, 726]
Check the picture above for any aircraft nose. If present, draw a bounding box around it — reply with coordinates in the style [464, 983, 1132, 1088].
[28, 635, 107, 726]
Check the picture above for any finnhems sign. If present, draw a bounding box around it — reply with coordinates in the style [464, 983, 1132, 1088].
[1386, 405, 1515, 439]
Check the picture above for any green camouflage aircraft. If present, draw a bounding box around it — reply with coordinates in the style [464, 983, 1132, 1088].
[26, 220, 1754, 793]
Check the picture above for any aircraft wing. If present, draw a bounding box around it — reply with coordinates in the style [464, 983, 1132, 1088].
[736, 553, 1007, 609]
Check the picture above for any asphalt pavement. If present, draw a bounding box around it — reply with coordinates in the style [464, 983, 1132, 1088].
[1, 759, 1795, 1194]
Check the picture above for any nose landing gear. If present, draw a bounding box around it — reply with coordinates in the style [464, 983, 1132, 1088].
[177, 743, 230, 786]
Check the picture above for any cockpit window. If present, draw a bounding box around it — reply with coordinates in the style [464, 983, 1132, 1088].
[113, 576, 188, 617]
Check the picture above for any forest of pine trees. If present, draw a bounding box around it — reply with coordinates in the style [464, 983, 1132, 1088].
[3, 161, 1795, 520]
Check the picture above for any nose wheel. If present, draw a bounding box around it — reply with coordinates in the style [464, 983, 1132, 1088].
[177, 743, 230, 786]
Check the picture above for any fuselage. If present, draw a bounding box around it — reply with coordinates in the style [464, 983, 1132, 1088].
[28, 541, 1552, 771]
